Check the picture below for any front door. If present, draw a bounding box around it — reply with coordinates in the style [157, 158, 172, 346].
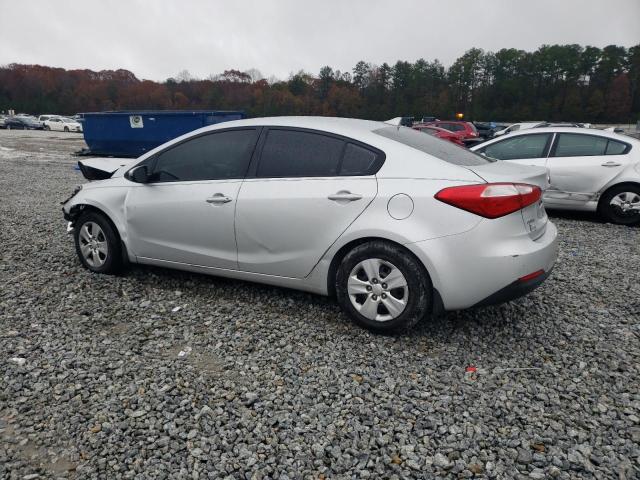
[479, 132, 554, 170]
[236, 129, 380, 278]
[125, 128, 259, 269]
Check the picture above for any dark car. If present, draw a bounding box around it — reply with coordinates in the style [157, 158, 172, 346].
[473, 122, 497, 139]
[5, 116, 44, 130]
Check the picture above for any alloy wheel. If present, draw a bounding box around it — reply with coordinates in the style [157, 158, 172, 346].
[609, 191, 640, 217]
[79, 222, 108, 267]
[347, 258, 408, 322]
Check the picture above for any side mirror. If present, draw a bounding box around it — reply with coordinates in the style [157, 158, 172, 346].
[129, 165, 150, 183]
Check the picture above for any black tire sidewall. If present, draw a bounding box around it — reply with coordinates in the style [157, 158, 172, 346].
[600, 185, 640, 226]
[336, 241, 431, 333]
[74, 212, 122, 274]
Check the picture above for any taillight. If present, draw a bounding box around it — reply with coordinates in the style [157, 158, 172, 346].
[435, 183, 542, 219]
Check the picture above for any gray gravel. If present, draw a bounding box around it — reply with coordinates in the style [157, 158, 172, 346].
[1, 129, 639, 479]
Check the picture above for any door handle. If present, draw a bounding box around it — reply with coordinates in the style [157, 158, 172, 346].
[601, 161, 622, 167]
[328, 191, 363, 202]
[206, 194, 232, 204]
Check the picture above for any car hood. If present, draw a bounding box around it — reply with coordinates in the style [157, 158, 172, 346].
[78, 157, 137, 180]
[465, 161, 550, 190]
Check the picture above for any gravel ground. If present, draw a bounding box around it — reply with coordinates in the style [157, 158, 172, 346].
[1, 129, 639, 479]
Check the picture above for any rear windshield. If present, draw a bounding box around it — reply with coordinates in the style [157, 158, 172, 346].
[373, 126, 493, 166]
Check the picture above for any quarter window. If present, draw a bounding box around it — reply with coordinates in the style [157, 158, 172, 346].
[151, 129, 257, 182]
[340, 143, 379, 176]
[553, 133, 607, 157]
[482, 134, 552, 160]
[257, 129, 344, 178]
[605, 139, 629, 155]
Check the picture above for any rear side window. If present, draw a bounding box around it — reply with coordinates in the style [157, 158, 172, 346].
[257, 130, 344, 177]
[340, 143, 379, 176]
[605, 139, 629, 155]
[373, 126, 492, 166]
[482, 133, 552, 160]
[553, 133, 607, 157]
[440, 123, 464, 132]
[152, 129, 258, 182]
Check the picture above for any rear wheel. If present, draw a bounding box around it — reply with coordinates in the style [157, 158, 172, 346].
[73, 212, 123, 274]
[336, 241, 431, 333]
[599, 185, 640, 226]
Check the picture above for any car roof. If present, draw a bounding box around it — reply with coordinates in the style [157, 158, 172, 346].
[202, 116, 387, 138]
[509, 126, 637, 140]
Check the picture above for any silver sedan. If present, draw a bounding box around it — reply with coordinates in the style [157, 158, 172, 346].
[63, 117, 557, 332]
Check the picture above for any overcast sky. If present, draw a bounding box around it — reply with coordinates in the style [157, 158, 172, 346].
[1, 0, 639, 81]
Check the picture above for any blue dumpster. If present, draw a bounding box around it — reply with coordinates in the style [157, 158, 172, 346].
[79, 110, 245, 157]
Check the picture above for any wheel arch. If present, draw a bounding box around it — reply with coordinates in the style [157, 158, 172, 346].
[68, 203, 131, 264]
[325, 236, 444, 315]
[597, 181, 640, 212]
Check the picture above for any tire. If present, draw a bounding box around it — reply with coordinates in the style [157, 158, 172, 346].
[44, 125, 50, 131]
[64, 127, 69, 132]
[74, 212, 123, 274]
[335, 241, 432, 333]
[598, 184, 640, 226]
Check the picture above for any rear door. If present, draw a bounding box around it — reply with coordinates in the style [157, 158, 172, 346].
[545, 133, 632, 204]
[235, 128, 381, 278]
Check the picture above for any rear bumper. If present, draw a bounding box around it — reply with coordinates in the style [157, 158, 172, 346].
[472, 268, 552, 308]
[405, 215, 558, 310]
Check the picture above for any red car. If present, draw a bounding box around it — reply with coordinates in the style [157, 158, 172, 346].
[412, 124, 465, 146]
[421, 120, 479, 142]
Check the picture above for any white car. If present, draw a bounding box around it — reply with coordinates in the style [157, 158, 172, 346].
[472, 127, 640, 225]
[38, 114, 60, 125]
[493, 122, 544, 137]
[62, 117, 557, 332]
[44, 117, 82, 132]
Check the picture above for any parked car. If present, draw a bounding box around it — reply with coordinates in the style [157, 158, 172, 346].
[471, 127, 640, 225]
[473, 122, 497, 139]
[44, 117, 82, 132]
[421, 120, 480, 145]
[4, 115, 44, 130]
[493, 122, 543, 137]
[62, 117, 557, 332]
[38, 114, 60, 125]
[412, 124, 465, 146]
[0, 115, 6, 129]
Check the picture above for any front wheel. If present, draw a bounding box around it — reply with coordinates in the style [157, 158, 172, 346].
[64, 127, 69, 132]
[73, 212, 123, 274]
[335, 241, 432, 333]
[599, 185, 640, 226]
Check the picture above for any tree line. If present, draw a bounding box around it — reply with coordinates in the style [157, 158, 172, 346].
[1, 43, 638, 123]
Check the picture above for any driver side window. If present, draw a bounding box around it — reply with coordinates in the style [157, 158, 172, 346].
[151, 129, 258, 182]
[482, 133, 552, 160]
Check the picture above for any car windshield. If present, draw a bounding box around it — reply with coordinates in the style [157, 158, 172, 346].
[373, 126, 494, 165]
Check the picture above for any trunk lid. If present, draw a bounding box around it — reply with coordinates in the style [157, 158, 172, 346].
[78, 157, 136, 180]
[466, 161, 550, 240]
